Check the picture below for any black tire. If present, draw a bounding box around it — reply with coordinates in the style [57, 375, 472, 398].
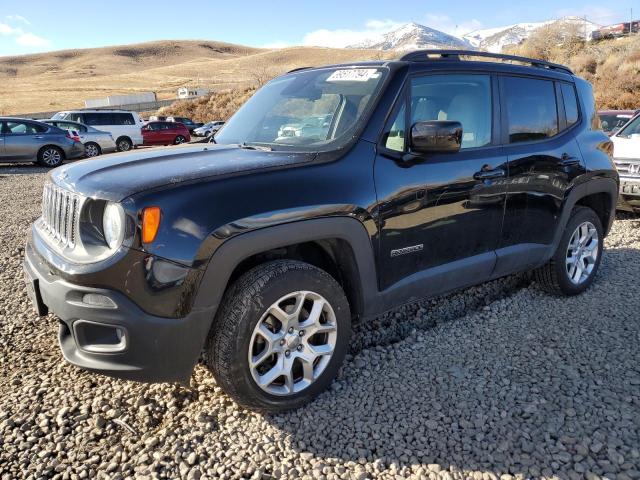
[205, 260, 351, 412]
[534, 206, 603, 295]
[174, 135, 186, 145]
[84, 142, 101, 158]
[37, 146, 64, 168]
[115, 137, 132, 152]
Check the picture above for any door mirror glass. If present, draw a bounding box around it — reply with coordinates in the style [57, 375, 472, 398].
[410, 121, 462, 154]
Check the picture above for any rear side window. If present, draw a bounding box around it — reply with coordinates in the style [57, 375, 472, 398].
[112, 113, 135, 125]
[560, 83, 579, 127]
[504, 76, 558, 143]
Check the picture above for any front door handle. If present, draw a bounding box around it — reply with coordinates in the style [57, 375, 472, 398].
[473, 167, 505, 180]
[561, 153, 580, 166]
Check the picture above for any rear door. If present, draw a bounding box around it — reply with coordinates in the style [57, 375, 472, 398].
[0, 122, 5, 158]
[498, 75, 585, 273]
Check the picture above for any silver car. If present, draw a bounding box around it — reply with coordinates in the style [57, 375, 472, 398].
[45, 120, 117, 157]
[0, 118, 85, 168]
[193, 121, 225, 137]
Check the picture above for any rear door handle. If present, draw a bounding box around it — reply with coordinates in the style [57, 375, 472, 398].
[561, 153, 580, 166]
[473, 167, 506, 180]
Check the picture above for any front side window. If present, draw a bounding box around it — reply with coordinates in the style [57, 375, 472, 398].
[83, 113, 110, 126]
[5, 121, 46, 134]
[504, 76, 558, 143]
[215, 67, 387, 151]
[410, 74, 492, 149]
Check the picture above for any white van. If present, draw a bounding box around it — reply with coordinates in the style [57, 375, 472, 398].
[51, 110, 144, 151]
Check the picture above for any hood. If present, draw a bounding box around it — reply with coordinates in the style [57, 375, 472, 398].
[612, 135, 640, 160]
[50, 144, 314, 201]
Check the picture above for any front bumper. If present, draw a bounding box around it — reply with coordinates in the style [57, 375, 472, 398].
[23, 239, 215, 384]
[617, 176, 640, 211]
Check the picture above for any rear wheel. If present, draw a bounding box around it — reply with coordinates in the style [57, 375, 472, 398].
[534, 206, 603, 295]
[84, 142, 101, 158]
[116, 137, 132, 152]
[174, 135, 186, 145]
[37, 146, 64, 168]
[205, 260, 351, 412]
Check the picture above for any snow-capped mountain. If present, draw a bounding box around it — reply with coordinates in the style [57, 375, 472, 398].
[463, 17, 600, 53]
[348, 22, 471, 51]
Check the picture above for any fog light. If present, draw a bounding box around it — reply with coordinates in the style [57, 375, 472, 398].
[82, 293, 117, 309]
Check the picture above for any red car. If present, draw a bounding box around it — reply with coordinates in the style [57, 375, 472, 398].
[141, 121, 190, 146]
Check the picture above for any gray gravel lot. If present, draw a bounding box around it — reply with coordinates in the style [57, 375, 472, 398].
[1, 164, 639, 480]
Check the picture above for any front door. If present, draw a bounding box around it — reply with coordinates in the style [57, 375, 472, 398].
[375, 72, 507, 292]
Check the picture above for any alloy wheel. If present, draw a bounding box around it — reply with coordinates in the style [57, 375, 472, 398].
[248, 291, 338, 396]
[566, 221, 599, 285]
[118, 140, 131, 151]
[85, 144, 100, 157]
[42, 148, 61, 166]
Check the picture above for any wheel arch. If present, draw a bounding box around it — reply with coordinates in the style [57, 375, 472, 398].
[551, 177, 618, 250]
[192, 217, 379, 321]
[37, 144, 66, 160]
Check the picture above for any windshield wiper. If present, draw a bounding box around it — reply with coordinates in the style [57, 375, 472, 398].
[239, 142, 273, 152]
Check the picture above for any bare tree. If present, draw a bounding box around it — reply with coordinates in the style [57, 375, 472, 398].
[249, 64, 278, 87]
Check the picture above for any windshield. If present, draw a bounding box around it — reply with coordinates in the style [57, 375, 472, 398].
[600, 114, 633, 134]
[215, 66, 388, 150]
[616, 114, 640, 138]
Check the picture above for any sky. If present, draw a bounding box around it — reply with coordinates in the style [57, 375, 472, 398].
[0, 0, 637, 56]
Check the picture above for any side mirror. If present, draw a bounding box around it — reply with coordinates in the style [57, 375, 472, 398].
[410, 121, 462, 154]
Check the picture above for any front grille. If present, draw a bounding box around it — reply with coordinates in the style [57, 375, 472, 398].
[614, 159, 640, 177]
[41, 183, 81, 248]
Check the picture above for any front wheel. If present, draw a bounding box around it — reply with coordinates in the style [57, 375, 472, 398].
[205, 260, 351, 412]
[534, 206, 603, 295]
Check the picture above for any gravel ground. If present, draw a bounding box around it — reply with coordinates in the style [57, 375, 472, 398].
[1, 164, 639, 480]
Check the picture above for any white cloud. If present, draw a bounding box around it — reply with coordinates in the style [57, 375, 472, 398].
[555, 6, 618, 25]
[16, 32, 50, 47]
[0, 17, 51, 53]
[302, 19, 404, 48]
[6, 14, 31, 25]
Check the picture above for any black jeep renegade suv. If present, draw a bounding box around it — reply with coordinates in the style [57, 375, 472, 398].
[24, 50, 618, 411]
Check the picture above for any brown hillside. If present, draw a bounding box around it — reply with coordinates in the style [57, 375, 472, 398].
[0, 41, 392, 115]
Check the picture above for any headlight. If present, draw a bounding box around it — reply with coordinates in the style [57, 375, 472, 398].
[103, 202, 125, 250]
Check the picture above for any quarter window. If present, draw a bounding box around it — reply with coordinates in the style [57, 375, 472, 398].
[385, 104, 405, 152]
[560, 83, 579, 127]
[410, 74, 492, 149]
[504, 76, 558, 143]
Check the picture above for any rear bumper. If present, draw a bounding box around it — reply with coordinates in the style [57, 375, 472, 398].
[66, 143, 86, 160]
[23, 239, 215, 384]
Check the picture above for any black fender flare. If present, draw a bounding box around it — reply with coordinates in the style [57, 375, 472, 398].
[192, 216, 379, 317]
[548, 177, 618, 258]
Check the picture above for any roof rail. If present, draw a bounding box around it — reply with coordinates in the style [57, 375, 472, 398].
[287, 66, 311, 73]
[399, 49, 573, 75]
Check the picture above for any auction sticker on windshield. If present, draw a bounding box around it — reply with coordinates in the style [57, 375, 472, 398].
[326, 69, 380, 82]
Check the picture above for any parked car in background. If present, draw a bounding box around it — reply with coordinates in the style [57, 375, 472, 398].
[141, 121, 190, 146]
[51, 110, 144, 152]
[44, 120, 117, 157]
[148, 115, 167, 122]
[193, 121, 225, 137]
[23, 51, 618, 412]
[166, 116, 202, 133]
[598, 110, 640, 136]
[611, 112, 640, 211]
[0, 118, 84, 167]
